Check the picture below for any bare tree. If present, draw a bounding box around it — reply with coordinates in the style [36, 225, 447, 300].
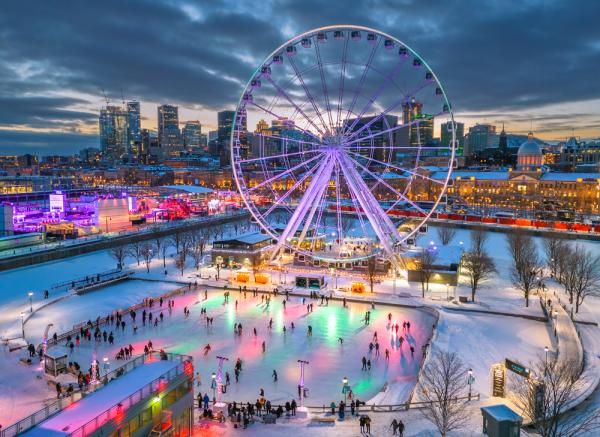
[507, 231, 539, 307]
[175, 252, 186, 276]
[543, 236, 567, 278]
[127, 241, 143, 266]
[160, 238, 171, 269]
[509, 356, 600, 437]
[570, 245, 600, 313]
[462, 230, 496, 302]
[436, 226, 457, 246]
[140, 242, 155, 273]
[109, 245, 127, 271]
[366, 256, 377, 293]
[418, 350, 470, 437]
[170, 230, 183, 254]
[415, 248, 437, 298]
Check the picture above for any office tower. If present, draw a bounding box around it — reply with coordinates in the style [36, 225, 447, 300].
[464, 124, 497, 156]
[441, 121, 465, 151]
[99, 105, 128, 160]
[158, 104, 182, 155]
[217, 110, 246, 166]
[126, 101, 141, 157]
[401, 97, 434, 147]
[183, 121, 202, 149]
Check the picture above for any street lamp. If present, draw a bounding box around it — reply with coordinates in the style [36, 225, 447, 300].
[445, 283, 449, 301]
[467, 368, 474, 401]
[211, 372, 217, 401]
[544, 346, 549, 374]
[298, 359, 309, 409]
[20, 311, 25, 338]
[342, 376, 350, 403]
[103, 356, 110, 378]
[28, 292, 33, 312]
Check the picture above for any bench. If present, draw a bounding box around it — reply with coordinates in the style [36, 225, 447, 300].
[311, 416, 336, 424]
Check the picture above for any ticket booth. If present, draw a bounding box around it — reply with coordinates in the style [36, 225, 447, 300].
[44, 348, 68, 376]
[235, 271, 250, 283]
[255, 273, 270, 284]
[481, 404, 522, 437]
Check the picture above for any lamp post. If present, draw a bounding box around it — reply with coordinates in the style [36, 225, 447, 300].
[211, 372, 216, 401]
[544, 346, 549, 375]
[103, 356, 110, 378]
[20, 311, 25, 339]
[28, 292, 33, 312]
[342, 376, 350, 403]
[445, 283, 449, 301]
[298, 360, 309, 408]
[467, 368, 474, 401]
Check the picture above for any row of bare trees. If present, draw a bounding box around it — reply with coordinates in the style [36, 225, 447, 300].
[543, 236, 600, 313]
[108, 227, 209, 275]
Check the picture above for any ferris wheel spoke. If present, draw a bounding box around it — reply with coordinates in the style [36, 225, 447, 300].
[346, 150, 445, 185]
[342, 110, 442, 148]
[336, 33, 350, 131]
[264, 75, 327, 137]
[345, 175, 370, 240]
[341, 39, 381, 137]
[345, 153, 429, 216]
[238, 148, 320, 164]
[313, 36, 335, 132]
[343, 56, 409, 137]
[261, 158, 324, 218]
[257, 132, 323, 148]
[248, 101, 322, 141]
[286, 53, 331, 136]
[248, 152, 324, 193]
[343, 79, 435, 143]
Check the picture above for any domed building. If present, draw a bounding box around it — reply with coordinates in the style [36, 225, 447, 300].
[517, 132, 543, 171]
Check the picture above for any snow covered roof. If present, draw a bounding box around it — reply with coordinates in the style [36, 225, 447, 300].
[432, 171, 509, 181]
[161, 185, 214, 194]
[23, 359, 179, 437]
[481, 404, 522, 422]
[540, 172, 600, 181]
[214, 232, 272, 245]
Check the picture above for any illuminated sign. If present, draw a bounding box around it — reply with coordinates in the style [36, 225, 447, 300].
[49, 193, 66, 213]
[505, 358, 530, 379]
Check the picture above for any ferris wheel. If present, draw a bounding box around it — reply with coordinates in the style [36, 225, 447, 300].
[231, 25, 456, 269]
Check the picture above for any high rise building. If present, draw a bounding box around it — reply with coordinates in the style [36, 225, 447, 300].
[216, 110, 246, 166]
[183, 121, 202, 149]
[464, 124, 497, 156]
[99, 105, 128, 160]
[401, 98, 434, 147]
[126, 101, 141, 157]
[441, 121, 465, 152]
[158, 105, 181, 155]
[345, 115, 398, 161]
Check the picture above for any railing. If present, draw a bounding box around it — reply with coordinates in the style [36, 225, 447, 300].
[0, 352, 192, 437]
[51, 268, 130, 292]
[203, 393, 481, 415]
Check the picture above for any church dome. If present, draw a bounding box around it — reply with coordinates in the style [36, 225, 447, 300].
[517, 132, 543, 171]
[518, 132, 542, 157]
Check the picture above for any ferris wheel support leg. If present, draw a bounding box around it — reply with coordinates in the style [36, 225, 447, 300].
[337, 153, 404, 272]
[269, 156, 335, 264]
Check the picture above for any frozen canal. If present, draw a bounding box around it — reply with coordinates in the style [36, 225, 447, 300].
[39, 287, 436, 406]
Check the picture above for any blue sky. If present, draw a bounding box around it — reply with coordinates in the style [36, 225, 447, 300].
[0, 0, 599, 154]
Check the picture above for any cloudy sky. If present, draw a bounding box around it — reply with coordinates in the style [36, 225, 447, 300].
[0, 0, 599, 155]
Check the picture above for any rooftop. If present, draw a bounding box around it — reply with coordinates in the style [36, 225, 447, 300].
[22, 356, 184, 437]
[214, 232, 273, 245]
[481, 404, 522, 422]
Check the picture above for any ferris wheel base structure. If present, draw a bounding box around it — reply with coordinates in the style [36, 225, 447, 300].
[231, 25, 456, 268]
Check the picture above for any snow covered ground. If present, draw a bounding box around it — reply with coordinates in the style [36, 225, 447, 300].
[0, 219, 598, 435]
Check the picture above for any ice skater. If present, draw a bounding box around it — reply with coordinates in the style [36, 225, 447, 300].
[203, 344, 212, 355]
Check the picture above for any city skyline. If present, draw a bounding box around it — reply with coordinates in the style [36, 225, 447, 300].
[1, 0, 599, 155]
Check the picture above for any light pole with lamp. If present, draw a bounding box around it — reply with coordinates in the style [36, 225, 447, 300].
[342, 376, 350, 404]
[28, 292, 33, 312]
[467, 368, 475, 400]
[445, 283, 449, 301]
[103, 356, 110, 378]
[20, 311, 25, 339]
[544, 346, 549, 375]
[211, 372, 216, 401]
[297, 359, 310, 418]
